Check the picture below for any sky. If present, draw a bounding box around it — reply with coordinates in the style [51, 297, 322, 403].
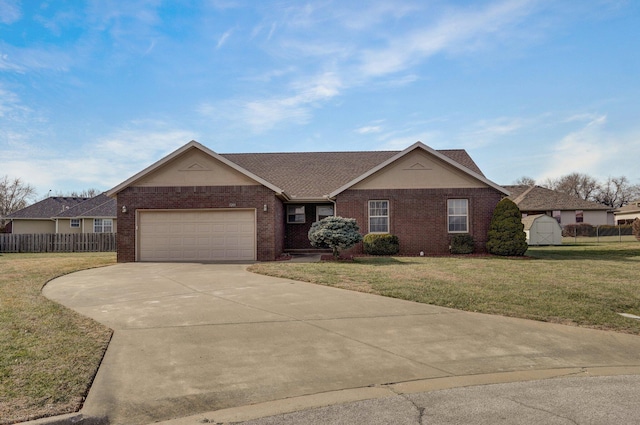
[1, 0, 639, 198]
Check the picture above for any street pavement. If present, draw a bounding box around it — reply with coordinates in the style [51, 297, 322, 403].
[33, 262, 640, 425]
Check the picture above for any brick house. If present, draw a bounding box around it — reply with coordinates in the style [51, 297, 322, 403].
[107, 140, 508, 262]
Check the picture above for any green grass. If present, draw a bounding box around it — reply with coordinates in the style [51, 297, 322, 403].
[0, 252, 116, 424]
[249, 242, 640, 334]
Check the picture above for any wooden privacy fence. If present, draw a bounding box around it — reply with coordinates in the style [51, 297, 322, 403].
[0, 233, 117, 253]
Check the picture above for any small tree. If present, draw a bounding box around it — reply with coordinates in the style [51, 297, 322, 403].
[633, 218, 640, 242]
[308, 216, 363, 259]
[486, 198, 528, 256]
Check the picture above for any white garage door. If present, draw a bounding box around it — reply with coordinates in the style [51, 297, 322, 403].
[138, 210, 256, 262]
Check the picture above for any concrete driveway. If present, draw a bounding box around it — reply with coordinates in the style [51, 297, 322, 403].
[43, 263, 640, 425]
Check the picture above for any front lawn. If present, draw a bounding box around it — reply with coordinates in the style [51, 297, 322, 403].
[0, 252, 116, 424]
[248, 243, 640, 334]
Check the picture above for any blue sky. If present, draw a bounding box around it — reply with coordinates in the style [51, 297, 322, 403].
[1, 0, 639, 197]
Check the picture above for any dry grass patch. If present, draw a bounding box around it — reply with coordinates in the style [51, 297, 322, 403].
[0, 252, 116, 424]
[249, 243, 640, 334]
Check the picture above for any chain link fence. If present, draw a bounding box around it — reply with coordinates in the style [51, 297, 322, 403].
[561, 224, 636, 243]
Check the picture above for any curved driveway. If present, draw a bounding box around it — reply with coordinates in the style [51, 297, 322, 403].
[44, 263, 640, 425]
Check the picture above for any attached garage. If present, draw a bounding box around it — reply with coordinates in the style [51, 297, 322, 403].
[138, 209, 256, 262]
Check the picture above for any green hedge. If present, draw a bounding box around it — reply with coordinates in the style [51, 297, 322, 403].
[363, 233, 399, 255]
[450, 234, 475, 254]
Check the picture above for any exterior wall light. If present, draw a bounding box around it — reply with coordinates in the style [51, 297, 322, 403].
[263, 204, 268, 212]
[121, 205, 127, 213]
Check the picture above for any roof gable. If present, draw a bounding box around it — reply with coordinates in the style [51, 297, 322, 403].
[329, 142, 508, 197]
[107, 141, 285, 197]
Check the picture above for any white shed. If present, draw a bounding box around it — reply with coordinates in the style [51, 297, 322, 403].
[522, 214, 563, 246]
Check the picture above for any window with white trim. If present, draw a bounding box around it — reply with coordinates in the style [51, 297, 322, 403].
[316, 205, 334, 222]
[94, 218, 113, 233]
[287, 206, 305, 224]
[70, 219, 80, 228]
[448, 199, 468, 233]
[369, 200, 389, 233]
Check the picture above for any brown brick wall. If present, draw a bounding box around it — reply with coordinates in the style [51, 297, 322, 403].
[335, 188, 503, 255]
[284, 203, 334, 250]
[116, 185, 282, 262]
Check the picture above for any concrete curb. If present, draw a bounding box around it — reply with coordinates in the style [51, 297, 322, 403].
[155, 366, 640, 425]
[15, 366, 640, 425]
[15, 413, 107, 425]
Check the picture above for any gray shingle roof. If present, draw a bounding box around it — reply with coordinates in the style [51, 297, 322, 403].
[7, 194, 116, 220]
[504, 185, 611, 211]
[6, 197, 89, 219]
[222, 149, 484, 199]
[614, 200, 640, 214]
[55, 194, 116, 218]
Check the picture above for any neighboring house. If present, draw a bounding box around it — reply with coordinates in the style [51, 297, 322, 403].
[504, 185, 614, 226]
[6, 194, 117, 234]
[107, 140, 508, 262]
[614, 200, 640, 224]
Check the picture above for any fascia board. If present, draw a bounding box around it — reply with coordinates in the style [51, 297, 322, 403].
[330, 141, 509, 197]
[106, 140, 285, 197]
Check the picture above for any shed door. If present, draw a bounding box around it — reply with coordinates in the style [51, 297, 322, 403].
[138, 210, 255, 262]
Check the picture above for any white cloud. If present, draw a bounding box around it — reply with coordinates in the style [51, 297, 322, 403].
[358, 0, 538, 77]
[2, 122, 198, 195]
[537, 115, 611, 181]
[199, 71, 343, 133]
[0, 0, 21, 24]
[355, 126, 383, 135]
[216, 29, 233, 49]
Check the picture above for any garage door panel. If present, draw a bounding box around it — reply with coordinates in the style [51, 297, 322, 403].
[139, 210, 256, 262]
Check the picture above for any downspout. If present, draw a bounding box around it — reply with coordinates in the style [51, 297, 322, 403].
[324, 196, 337, 216]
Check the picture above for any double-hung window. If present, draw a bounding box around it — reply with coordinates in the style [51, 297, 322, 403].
[448, 199, 468, 233]
[287, 206, 305, 224]
[70, 219, 80, 228]
[94, 218, 113, 233]
[369, 200, 389, 233]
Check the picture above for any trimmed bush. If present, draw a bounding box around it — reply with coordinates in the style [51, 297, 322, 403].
[486, 198, 528, 256]
[562, 223, 594, 237]
[308, 216, 363, 258]
[633, 218, 640, 242]
[363, 233, 400, 255]
[450, 234, 475, 254]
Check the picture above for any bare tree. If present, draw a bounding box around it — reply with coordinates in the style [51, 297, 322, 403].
[594, 176, 640, 209]
[513, 176, 536, 186]
[0, 176, 37, 229]
[542, 172, 600, 201]
[52, 188, 101, 198]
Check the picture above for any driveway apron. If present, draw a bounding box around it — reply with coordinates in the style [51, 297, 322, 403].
[43, 263, 640, 425]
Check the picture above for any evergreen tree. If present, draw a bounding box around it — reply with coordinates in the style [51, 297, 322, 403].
[308, 216, 363, 258]
[486, 198, 528, 256]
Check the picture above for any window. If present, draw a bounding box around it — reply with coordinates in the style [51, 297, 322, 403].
[94, 218, 113, 233]
[369, 200, 389, 233]
[575, 210, 584, 223]
[448, 199, 468, 233]
[316, 205, 334, 222]
[287, 206, 305, 223]
[70, 219, 80, 228]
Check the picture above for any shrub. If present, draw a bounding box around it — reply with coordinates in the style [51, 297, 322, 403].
[308, 216, 363, 258]
[633, 218, 640, 242]
[450, 234, 475, 254]
[486, 198, 528, 256]
[363, 233, 400, 255]
[562, 223, 594, 237]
